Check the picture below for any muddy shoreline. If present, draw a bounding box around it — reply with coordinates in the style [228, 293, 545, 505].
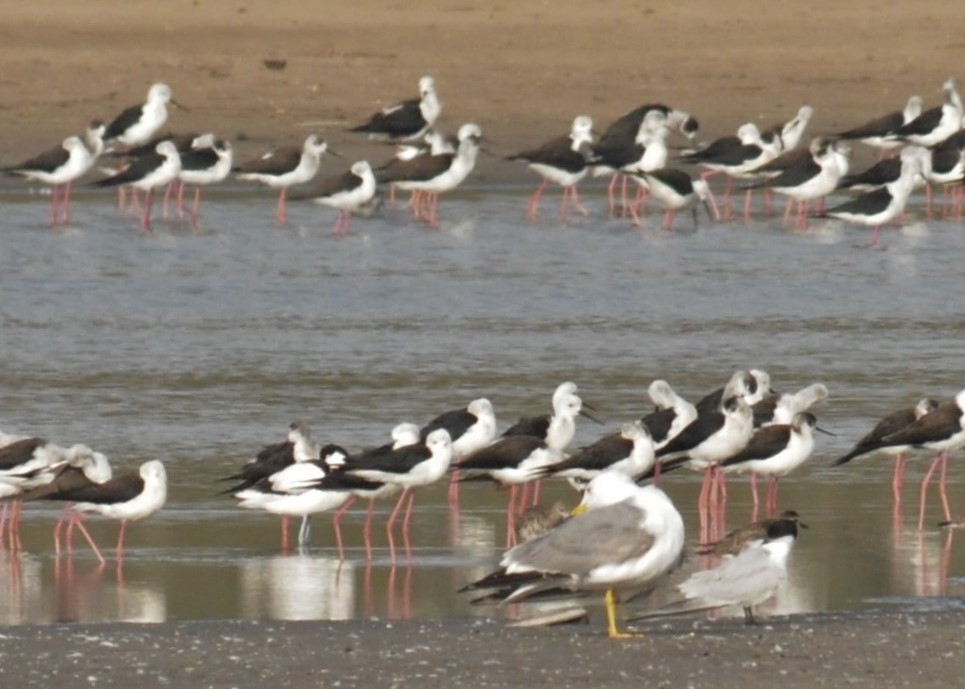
[1, 609, 963, 688]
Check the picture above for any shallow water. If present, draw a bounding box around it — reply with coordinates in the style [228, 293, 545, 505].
[1, 184, 964, 625]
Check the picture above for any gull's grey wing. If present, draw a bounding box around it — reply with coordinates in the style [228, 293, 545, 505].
[505, 499, 653, 576]
[679, 547, 784, 606]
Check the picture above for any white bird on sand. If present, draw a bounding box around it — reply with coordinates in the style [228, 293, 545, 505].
[461, 470, 685, 639]
[630, 516, 801, 625]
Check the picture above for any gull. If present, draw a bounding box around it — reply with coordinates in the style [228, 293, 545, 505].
[461, 470, 685, 639]
[630, 516, 801, 625]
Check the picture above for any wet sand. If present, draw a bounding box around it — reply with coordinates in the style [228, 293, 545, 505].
[1, 610, 963, 688]
[2, 2, 964, 685]
[1, 1, 964, 184]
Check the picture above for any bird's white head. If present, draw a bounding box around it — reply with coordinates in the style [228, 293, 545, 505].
[304, 134, 329, 156]
[140, 459, 167, 484]
[736, 123, 762, 144]
[621, 420, 651, 442]
[425, 428, 452, 455]
[467, 398, 494, 421]
[351, 160, 373, 177]
[457, 123, 482, 143]
[579, 470, 639, 511]
[571, 115, 594, 140]
[419, 75, 436, 98]
[288, 420, 311, 443]
[155, 140, 180, 158]
[147, 83, 173, 103]
[190, 133, 216, 149]
[391, 422, 420, 447]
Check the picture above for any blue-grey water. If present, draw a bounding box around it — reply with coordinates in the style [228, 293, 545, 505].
[1, 183, 963, 625]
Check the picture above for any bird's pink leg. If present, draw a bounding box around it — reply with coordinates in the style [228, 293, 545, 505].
[162, 181, 175, 220]
[632, 187, 650, 220]
[570, 184, 590, 218]
[662, 209, 677, 231]
[505, 484, 518, 547]
[407, 190, 420, 218]
[628, 198, 643, 227]
[722, 177, 734, 220]
[52, 505, 73, 555]
[527, 180, 548, 220]
[783, 197, 795, 223]
[715, 466, 728, 509]
[750, 472, 760, 509]
[918, 454, 943, 530]
[938, 451, 951, 524]
[559, 185, 571, 222]
[362, 498, 376, 561]
[606, 174, 620, 216]
[892, 453, 906, 503]
[796, 200, 810, 230]
[716, 468, 728, 540]
[191, 187, 202, 230]
[280, 515, 290, 551]
[743, 188, 753, 222]
[63, 182, 73, 225]
[697, 468, 708, 512]
[401, 490, 416, 561]
[276, 188, 288, 228]
[8, 502, 22, 550]
[73, 517, 106, 565]
[517, 482, 531, 515]
[385, 488, 410, 563]
[531, 479, 542, 507]
[619, 174, 632, 217]
[331, 495, 357, 560]
[116, 520, 129, 560]
[925, 183, 934, 218]
[129, 188, 142, 217]
[175, 181, 187, 221]
[870, 226, 882, 249]
[764, 189, 773, 217]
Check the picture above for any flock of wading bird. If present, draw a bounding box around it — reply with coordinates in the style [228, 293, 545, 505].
[2, 371, 965, 637]
[3, 74, 965, 244]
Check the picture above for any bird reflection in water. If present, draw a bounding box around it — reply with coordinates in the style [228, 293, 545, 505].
[240, 554, 355, 620]
[50, 554, 166, 623]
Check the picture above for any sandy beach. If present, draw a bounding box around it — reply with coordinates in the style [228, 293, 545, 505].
[1, 2, 964, 686]
[1, 610, 964, 688]
[2, 0, 964, 183]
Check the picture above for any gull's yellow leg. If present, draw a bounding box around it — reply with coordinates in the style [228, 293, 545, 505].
[605, 589, 647, 640]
